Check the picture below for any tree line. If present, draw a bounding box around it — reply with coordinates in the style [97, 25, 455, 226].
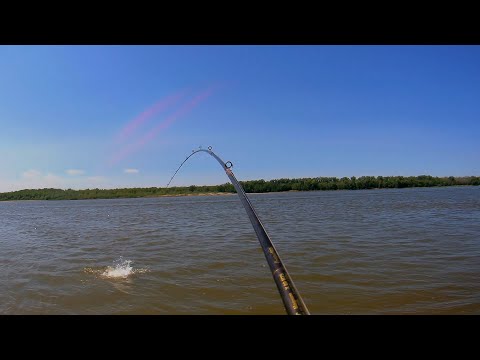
[0, 175, 479, 201]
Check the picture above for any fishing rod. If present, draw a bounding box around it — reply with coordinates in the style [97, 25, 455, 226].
[167, 146, 310, 315]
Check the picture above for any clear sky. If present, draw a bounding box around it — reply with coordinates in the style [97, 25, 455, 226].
[0, 45, 479, 192]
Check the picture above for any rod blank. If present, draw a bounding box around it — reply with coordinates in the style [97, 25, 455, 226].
[167, 148, 310, 315]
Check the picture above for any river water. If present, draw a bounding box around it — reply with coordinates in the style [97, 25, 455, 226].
[1, 187, 479, 314]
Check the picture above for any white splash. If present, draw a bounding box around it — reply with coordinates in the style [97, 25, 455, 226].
[102, 257, 134, 278]
[84, 257, 149, 280]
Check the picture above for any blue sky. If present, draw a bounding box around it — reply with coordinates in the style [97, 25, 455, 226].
[0, 45, 479, 191]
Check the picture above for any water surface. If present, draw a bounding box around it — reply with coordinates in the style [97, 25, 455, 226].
[1, 187, 479, 314]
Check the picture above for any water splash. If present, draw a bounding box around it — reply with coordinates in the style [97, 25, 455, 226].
[84, 257, 149, 280]
[103, 257, 133, 278]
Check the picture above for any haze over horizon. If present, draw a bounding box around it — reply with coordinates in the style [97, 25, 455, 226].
[1, 45, 479, 192]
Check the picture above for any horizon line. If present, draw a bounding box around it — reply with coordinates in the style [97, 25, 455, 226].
[1, 174, 479, 194]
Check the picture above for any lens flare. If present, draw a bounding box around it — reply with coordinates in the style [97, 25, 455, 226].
[115, 91, 185, 143]
[109, 85, 217, 166]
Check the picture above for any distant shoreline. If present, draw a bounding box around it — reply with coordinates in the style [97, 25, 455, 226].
[0, 185, 478, 202]
[1, 175, 479, 202]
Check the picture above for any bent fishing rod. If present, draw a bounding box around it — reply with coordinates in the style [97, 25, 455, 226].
[167, 146, 310, 315]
